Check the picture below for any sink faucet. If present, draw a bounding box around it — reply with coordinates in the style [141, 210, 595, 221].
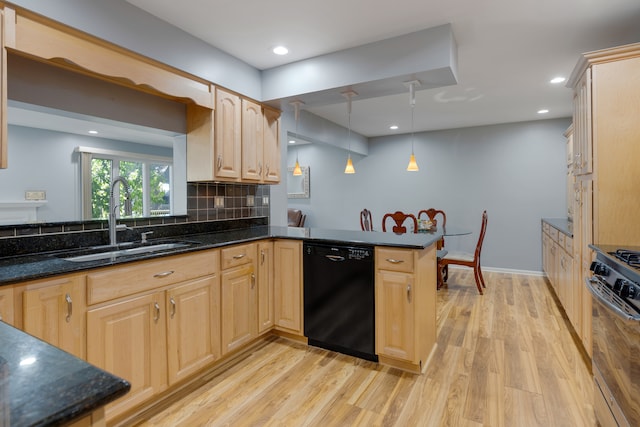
[109, 176, 132, 246]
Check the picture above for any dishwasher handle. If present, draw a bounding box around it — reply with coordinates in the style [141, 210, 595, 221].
[325, 254, 346, 262]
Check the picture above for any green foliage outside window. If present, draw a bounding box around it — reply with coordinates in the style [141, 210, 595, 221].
[91, 157, 171, 219]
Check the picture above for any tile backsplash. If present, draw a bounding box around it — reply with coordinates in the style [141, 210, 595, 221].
[187, 182, 270, 221]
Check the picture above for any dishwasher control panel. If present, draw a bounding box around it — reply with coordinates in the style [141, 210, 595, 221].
[347, 247, 372, 260]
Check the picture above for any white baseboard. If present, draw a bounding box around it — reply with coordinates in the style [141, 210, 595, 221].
[447, 265, 545, 277]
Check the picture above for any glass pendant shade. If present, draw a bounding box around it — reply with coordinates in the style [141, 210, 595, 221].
[344, 155, 355, 174]
[406, 153, 419, 171]
[293, 158, 302, 176]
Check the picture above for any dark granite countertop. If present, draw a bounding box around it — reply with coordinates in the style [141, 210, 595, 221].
[542, 218, 573, 237]
[0, 321, 130, 426]
[0, 225, 441, 286]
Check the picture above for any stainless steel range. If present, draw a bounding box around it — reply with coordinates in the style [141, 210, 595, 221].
[587, 245, 640, 427]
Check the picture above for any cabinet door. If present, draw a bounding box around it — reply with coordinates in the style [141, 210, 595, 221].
[221, 263, 257, 354]
[241, 98, 263, 181]
[0, 286, 13, 325]
[572, 69, 592, 175]
[579, 178, 593, 356]
[274, 240, 302, 334]
[166, 276, 220, 385]
[375, 270, 415, 362]
[87, 292, 167, 418]
[257, 241, 274, 333]
[263, 107, 281, 183]
[23, 275, 85, 358]
[215, 88, 241, 180]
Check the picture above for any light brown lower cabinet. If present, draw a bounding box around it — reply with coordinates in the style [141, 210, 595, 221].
[87, 291, 168, 419]
[0, 285, 13, 325]
[375, 245, 437, 373]
[22, 274, 86, 359]
[257, 241, 275, 333]
[221, 243, 258, 355]
[273, 240, 303, 335]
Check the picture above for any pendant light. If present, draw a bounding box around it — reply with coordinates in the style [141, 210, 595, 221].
[343, 90, 357, 174]
[290, 100, 304, 176]
[405, 80, 420, 172]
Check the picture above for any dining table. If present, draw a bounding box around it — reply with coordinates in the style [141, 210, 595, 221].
[416, 225, 472, 289]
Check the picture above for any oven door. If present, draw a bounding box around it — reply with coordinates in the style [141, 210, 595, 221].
[586, 276, 640, 427]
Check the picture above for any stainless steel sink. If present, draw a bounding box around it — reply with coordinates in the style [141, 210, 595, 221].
[60, 242, 193, 262]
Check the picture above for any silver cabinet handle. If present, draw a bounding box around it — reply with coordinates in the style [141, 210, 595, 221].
[261, 249, 265, 265]
[251, 273, 256, 288]
[65, 293, 72, 323]
[170, 297, 176, 319]
[217, 154, 222, 170]
[233, 253, 246, 260]
[265, 164, 270, 177]
[258, 162, 263, 175]
[386, 258, 404, 264]
[407, 284, 412, 302]
[325, 255, 345, 262]
[154, 271, 175, 278]
[154, 302, 160, 322]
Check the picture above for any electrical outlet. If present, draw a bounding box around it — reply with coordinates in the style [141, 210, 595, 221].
[246, 195, 255, 207]
[214, 196, 225, 208]
[25, 191, 46, 200]
[262, 196, 269, 206]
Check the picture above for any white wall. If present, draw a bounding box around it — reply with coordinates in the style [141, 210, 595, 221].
[287, 118, 570, 272]
[0, 125, 174, 222]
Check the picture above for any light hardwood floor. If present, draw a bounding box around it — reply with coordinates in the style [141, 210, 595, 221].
[135, 269, 596, 427]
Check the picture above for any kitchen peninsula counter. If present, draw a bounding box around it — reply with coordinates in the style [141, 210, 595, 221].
[0, 321, 130, 426]
[0, 226, 442, 286]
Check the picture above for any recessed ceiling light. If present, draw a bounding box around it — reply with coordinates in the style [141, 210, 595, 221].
[550, 77, 565, 84]
[389, 125, 398, 130]
[538, 109, 549, 114]
[273, 46, 289, 55]
[88, 130, 98, 134]
[288, 139, 296, 144]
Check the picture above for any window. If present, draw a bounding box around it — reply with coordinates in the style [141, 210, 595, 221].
[79, 147, 172, 220]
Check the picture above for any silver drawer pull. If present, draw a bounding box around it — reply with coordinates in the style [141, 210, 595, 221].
[154, 302, 160, 322]
[233, 254, 246, 260]
[154, 270, 175, 278]
[170, 297, 176, 319]
[407, 284, 412, 302]
[386, 258, 404, 264]
[65, 293, 73, 323]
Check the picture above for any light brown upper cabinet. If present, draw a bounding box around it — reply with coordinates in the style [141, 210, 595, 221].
[187, 88, 281, 183]
[242, 98, 264, 181]
[263, 106, 281, 183]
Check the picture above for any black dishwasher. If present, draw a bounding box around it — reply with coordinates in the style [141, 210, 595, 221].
[303, 242, 377, 362]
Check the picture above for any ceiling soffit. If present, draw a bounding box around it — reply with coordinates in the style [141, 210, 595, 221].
[261, 24, 458, 112]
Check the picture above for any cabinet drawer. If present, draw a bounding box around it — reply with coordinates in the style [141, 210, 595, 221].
[221, 243, 256, 270]
[558, 232, 566, 248]
[542, 222, 550, 233]
[564, 236, 573, 254]
[549, 227, 559, 242]
[87, 250, 219, 305]
[376, 248, 414, 273]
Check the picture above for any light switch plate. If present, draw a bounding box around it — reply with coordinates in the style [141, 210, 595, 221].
[25, 191, 46, 200]
[246, 195, 255, 207]
[214, 196, 225, 208]
[262, 196, 269, 206]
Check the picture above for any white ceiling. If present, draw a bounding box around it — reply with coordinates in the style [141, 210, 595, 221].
[125, 0, 640, 137]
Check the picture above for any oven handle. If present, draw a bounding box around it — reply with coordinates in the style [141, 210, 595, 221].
[585, 277, 640, 322]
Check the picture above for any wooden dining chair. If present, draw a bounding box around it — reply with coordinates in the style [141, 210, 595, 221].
[439, 210, 488, 294]
[417, 208, 446, 228]
[382, 211, 418, 234]
[360, 209, 374, 231]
